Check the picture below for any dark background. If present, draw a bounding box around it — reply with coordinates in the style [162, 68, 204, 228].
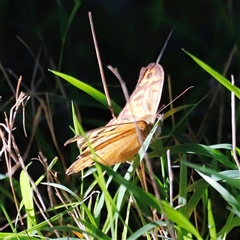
[0, 1, 240, 238]
[0, 0, 239, 175]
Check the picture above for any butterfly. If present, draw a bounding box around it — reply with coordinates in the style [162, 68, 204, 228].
[65, 63, 164, 175]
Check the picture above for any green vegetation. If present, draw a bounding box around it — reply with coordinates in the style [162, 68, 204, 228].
[0, 1, 239, 239]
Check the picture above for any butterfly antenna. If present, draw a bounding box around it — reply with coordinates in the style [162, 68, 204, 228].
[88, 12, 116, 119]
[157, 86, 193, 115]
[156, 25, 176, 64]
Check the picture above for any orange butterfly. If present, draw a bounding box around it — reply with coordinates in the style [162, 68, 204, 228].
[65, 63, 164, 175]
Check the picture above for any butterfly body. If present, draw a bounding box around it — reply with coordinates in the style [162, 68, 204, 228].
[65, 63, 164, 175]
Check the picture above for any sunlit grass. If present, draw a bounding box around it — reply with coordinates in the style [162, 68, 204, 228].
[0, 1, 240, 239]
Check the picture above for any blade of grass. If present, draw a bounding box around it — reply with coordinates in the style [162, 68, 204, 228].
[178, 154, 188, 215]
[49, 70, 121, 114]
[197, 171, 240, 216]
[183, 49, 240, 99]
[208, 199, 217, 240]
[19, 164, 37, 230]
[57, 0, 81, 71]
[126, 220, 166, 240]
[149, 143, 235, 169]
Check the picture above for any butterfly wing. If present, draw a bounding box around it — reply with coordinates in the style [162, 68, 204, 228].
[65, 121, 152, 175]
[108, 63, 164, 125]
[65, 63, 164, 175]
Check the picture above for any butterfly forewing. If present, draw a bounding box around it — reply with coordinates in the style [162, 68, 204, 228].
[108, 63, 164, 125]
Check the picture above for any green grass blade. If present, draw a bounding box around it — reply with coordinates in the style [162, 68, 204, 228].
[183, 49, 240, 99]
[3, 211, 68, 239]
[102, 165, 161, 213]
[126, 220, 166, 240]
[41, 182, 81, 201]
[49, 69, 121, 114]
[208, 199, 217, 240]
[184, 163, 240, 190]
[77, 219, 112, 240]
[122, 199, 131, 240]
[109, 120, 161, 228]
[149, 143, 235, 169]
[161, 201, 203, 240]
[185, 180, 209, 219]
[197, 171, 240, 216]
[178, 154, 188, 215]
[217, 213, 240, 239]
[163, 104, 195, 120]
[57, 0, 81, 70]
[0, 201, 16, 233]
[19, 165, 37, 229]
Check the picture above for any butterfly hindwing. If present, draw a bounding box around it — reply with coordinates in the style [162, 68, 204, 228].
[65, 121, 151, 175]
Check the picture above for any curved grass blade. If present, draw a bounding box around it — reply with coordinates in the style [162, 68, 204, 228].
[183, 49, 240, 99]
[197, 170, 240, 216]
[149, 143, 235, 169]
[161, 201, 203, 240]
[49, 69, 121, 114]
[126, 220, 166, 240]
